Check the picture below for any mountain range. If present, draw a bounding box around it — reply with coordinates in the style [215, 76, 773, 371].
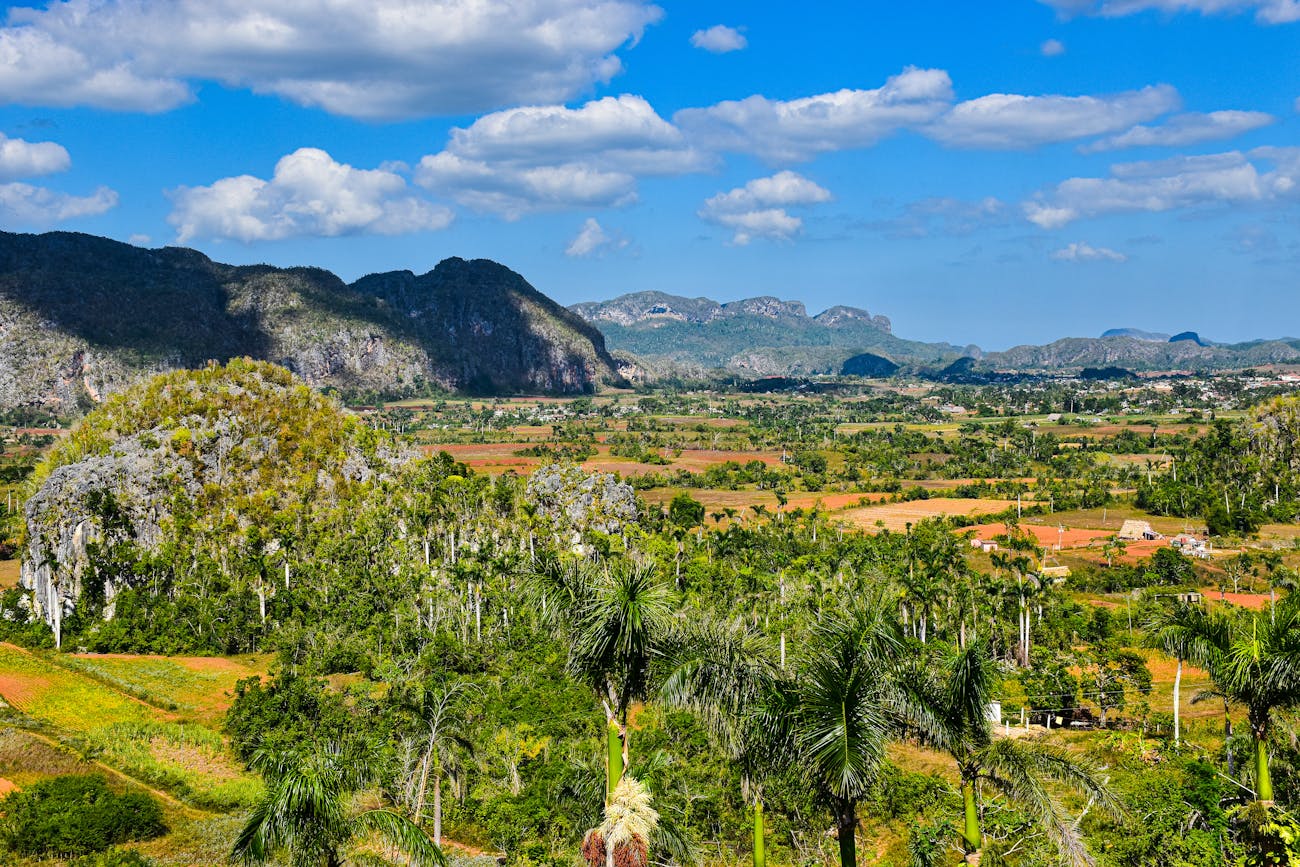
[0, 231, 622, 416]
[570, 291, 972, 376]
[572, 292, 1300, 378]
[1, 230, 1297, 418]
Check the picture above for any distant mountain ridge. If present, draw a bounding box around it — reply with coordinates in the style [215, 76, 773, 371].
[573, 290, 1300, 378]
[1100, 327, 1171, 342]
[570, 290, 966, 375]
[0, 231, 622, 415]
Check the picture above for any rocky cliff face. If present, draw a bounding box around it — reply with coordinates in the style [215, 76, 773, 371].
[0, 231, 623, 416]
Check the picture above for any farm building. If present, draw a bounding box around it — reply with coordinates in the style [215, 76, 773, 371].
[970, 538, 999, 553]
[1117, 519, 1161, 541]
[1171, 533, 1212, 559]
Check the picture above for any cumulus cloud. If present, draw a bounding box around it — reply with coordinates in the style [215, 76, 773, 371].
[1051, 241, 1128, 262]
[0, 0, 663, 119]
[417, 94, 706, 216]
[416, 154, 635, 219]
[690, 25, 747, 52]
[565, 217, 628, 257]
[926, 84, 1180, 148]
[675, 66, 954, 162]
[441, 95, 706, 175]
[699, 170, 831, 244]
[1038, 0, 1300, 24]
[1024, 147, 1300, 227]
[168, 147, 452, 242]
[0, 183, 116, 225]
[1080, 110, 1275, 152]
[0, 128, 117, 226]
[1041, 38, 1067, 56]
[0, 132, 70, 180]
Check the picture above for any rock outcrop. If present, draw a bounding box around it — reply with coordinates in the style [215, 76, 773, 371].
[0, 231, 623, 416]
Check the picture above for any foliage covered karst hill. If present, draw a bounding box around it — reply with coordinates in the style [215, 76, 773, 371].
[19, 359, 411, 649]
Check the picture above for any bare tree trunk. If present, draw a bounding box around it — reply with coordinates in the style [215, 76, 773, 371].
[433, 769, 443, 844]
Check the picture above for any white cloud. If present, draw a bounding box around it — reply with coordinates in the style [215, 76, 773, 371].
[127, 233, 151, 246]
[1024, 147, 1300, 227]
[1051, 241, 1128, 262]
[168, 147, 452, 242]
[0, 182, 116, 225]
[0, 0, 664, 119]
[0, 132, 70, 180]
[1081, 110, 1275, 152]
[926, 84, 1180, 149]
[565, 217, 628, 257]
[690, 25, 747, 53]
[1039, 0, 1300, 24]
[675, 66, 954, 162]
[0, 129, 116, 226]
[1041, 38, 1067, 56]
[416, 154, 635, 219]
[699, 171, 831, 244]
[441, 95, 706, 175]
[417, 94, 706, 216]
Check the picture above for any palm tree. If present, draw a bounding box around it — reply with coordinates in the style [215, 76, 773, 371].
[413, 684, 475, 845]
[789, 603, 916, 867]
[1141, 602, 1219, 748]
[234, 741, 444, 867]
[663, 601, 917, 867]
[659, 619, 785, 867]
[532, 559, 674, 798]
[1199, 595, 1300, 803]
[921, 643, 1121, 866]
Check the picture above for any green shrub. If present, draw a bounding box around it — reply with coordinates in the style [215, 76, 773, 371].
[0, 775, 166, 857]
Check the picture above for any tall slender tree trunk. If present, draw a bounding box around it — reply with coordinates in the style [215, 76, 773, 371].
[1255, 730, 1274, 803]
[753, 797, 765, 867]
[606, 719, 624, 799]
[961, 778, 981, 863]
[835, 801, 857, 867]
[433, 769, 443, 844]
[1172, 658, 1182, 748]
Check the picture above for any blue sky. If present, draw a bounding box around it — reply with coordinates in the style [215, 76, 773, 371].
[0, 0, 1296, 349]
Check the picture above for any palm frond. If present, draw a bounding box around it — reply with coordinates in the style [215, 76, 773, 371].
[978, 738, 1121, 867]
[353, 809, 447, 867]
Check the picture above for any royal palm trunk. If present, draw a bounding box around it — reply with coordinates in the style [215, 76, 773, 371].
[607, 719, 624, 799]
[961, 779, 981, 856]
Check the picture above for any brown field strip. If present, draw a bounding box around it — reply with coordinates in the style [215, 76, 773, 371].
[837, 499, 1016, 533]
